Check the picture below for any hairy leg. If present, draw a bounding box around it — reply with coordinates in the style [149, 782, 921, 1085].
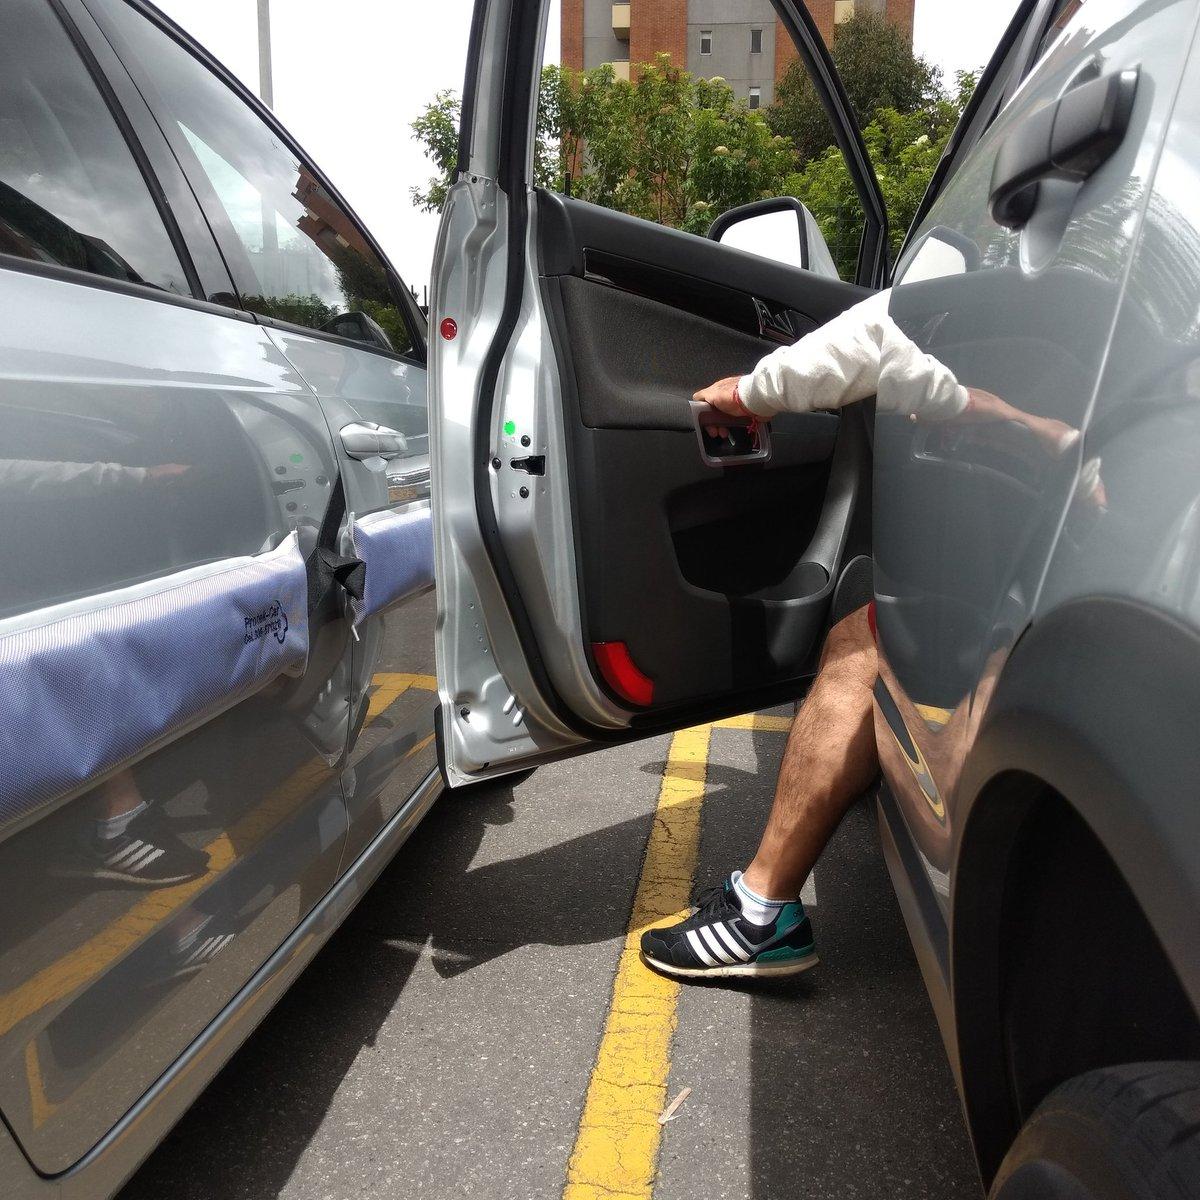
[96, 769, 146, 819]
[741, 605, 879, 900]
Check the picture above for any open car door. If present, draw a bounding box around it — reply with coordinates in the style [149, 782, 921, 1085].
[431, 0, 888, 785]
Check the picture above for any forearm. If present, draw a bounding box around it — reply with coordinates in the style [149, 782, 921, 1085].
[738, 290, 890, 417]
[737, 288, 969, 422]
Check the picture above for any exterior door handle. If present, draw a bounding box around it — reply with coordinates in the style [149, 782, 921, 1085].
[989, 64, 1139, 230]
[339, 421, 408, 462]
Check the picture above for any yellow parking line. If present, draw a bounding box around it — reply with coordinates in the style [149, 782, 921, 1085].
[25, 1043, 55, 1128]
[713, 713, 793, 732]
[366, 672, 438, 720]
[404, 733, 435, 760]
[563, 723, 711, 1200]
[562, 711, 793, 1199]
[914, 703, 953, 730]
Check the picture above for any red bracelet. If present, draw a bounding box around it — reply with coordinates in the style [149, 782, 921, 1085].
[732, 382, 752, 417]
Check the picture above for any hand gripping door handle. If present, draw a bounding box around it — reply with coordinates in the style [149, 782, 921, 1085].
[339, 421, 408, 462]
[989, 64, 1139, 230]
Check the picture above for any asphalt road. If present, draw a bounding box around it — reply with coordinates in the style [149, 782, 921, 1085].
[118, 710, 980, 1200]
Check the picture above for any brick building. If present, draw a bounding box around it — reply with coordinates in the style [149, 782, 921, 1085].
[562, 0, 915, 107]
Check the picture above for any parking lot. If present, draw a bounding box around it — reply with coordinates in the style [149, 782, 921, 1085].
[118, 701, 979, 1200]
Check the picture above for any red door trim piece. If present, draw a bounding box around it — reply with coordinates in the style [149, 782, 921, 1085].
[591, 641, 655, 707]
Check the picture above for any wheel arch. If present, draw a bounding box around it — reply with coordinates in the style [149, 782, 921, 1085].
[948, 596, 1200, 1183]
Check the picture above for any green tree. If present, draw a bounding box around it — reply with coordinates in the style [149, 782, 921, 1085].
[768, 11, 941, 161]
[793, 75, 976, 279]
[412, 50, 981, 283]
[410, 89, 461, 212]
[412, 57, 799, 235]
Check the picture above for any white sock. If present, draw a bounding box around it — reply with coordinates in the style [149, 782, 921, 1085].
[96, 801, 148, 840]
[731, 870, 789, 926]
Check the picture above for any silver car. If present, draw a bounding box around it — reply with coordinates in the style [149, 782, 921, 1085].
[0, 1, 437, 1196]
[5, 0, 1200, 1198]
[432, 1, 1200, 1198]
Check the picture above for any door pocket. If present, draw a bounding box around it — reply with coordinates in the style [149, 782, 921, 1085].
[0, 534, 309, 835]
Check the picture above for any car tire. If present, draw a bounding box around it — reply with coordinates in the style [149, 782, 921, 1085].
[988, 1062, 1200, 1200]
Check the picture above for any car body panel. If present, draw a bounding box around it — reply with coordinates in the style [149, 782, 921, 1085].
[0, 770, 439, 1200]
[871, 0, 1200, 1178]
[263, 327, 437, 863]
[875, 0, 1197, 906]
[0, 0, 439, 1186]
[0, 265, 350, 1175]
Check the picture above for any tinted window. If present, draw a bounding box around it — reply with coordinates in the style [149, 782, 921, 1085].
[1035, 0, 1087, 63]
[0, 0, 188, 293]
[107, 3, 413, 355]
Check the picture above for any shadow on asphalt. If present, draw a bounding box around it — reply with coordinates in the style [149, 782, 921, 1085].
[120, 733, 980, 1200]
[738, 725, 980, 1200]
[119, 775, 668, 1199]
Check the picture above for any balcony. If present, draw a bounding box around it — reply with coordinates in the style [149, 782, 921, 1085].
[612, 3, 630, 40]
[609, 59, 631, 81]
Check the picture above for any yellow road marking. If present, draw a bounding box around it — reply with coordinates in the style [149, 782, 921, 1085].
[563, 723, 711, 1200]
[25, 1043, 55, 1128]
[366, 672, 437, 721]
[914, 702, 953, 730]
[563, 712, 792, 1199]
[0, 672, 435, 1040]
[404, 733, 436, 760]
[713, 713, 793, 732]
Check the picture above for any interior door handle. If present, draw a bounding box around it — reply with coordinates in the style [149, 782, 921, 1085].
[339, 421, 408, 461]
[989, 64, 1139, 230]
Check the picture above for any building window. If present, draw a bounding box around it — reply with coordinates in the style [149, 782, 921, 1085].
[748, 86, 761, 110]
[835, 0, 856, 23]
[700, 29, 712, 54]
[750, 27, 763, 53]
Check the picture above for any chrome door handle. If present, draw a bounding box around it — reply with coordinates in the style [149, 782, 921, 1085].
[339, 421, 408, 461]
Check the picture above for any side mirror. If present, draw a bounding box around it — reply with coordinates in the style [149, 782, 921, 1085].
[895, 225, 981, 284]
[322, 310, 394, 353]
[708, 197, 840, 279]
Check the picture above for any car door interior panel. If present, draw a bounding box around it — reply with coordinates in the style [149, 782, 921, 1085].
[537, 193, 873, 711]
[432, 0, 888, 780]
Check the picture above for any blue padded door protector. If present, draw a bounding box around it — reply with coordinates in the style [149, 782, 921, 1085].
[0, 533, 308, 835]
[349, 506, 433, 626]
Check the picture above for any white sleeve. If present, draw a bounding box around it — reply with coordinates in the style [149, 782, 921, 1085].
[0, 459, 151, 496]
[738, 287, 969, 422]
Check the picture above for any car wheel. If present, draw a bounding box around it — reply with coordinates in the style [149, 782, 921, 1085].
[989, 1062, 1200, 1200]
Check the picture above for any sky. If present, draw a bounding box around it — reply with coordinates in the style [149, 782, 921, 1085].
[155, 0, 1021, 293]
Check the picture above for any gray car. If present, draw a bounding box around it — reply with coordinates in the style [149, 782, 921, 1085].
[432, 0, 1200, 1197]
[0, 1, 437, 1196]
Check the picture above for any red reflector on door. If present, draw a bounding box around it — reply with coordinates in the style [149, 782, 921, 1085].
[867, 600, 878, 644]
[439, 317, 458, 341]
[592, 642, 655, 707]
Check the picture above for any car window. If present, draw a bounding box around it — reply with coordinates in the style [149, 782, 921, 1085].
[1033, 0, 1087, 64]
[105, 2, 414, 356]
[0, 0, 189, 294]
[519, 1, 881, 282]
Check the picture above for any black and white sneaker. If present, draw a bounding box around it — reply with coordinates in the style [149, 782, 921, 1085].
[55, 808, 210, 887]
[169, 915, 236, 981]
[640, 877, 817, 980]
